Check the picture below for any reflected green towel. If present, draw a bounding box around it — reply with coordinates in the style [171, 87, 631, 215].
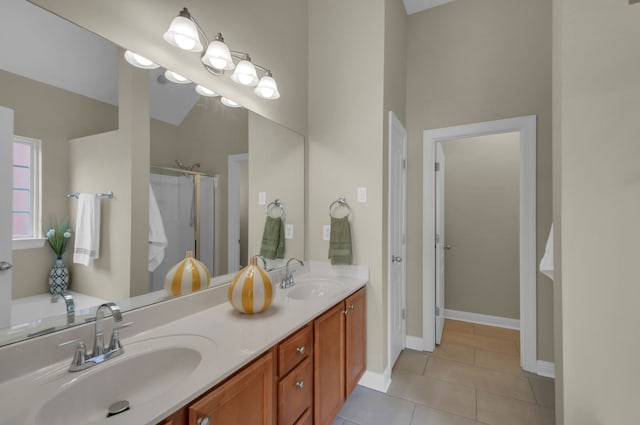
[260, 216, 285, 259]
[328, 216, 352, 265]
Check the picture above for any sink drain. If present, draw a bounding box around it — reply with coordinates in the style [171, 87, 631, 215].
[107, 400, 130, 418]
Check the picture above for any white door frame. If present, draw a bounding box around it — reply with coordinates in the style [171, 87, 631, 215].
[388, 111, 407, 368]
[227, 153, 249, 273]
[0, 106, 14, 328]
[422, 115, 537, 373]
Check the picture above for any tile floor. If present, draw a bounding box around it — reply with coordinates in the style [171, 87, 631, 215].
[332, 319, 555, 425]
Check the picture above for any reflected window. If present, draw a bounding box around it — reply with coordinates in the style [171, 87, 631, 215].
[12, 136, 41, 239]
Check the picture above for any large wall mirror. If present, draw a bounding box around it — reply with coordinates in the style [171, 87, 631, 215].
[0, 0, 305, 346]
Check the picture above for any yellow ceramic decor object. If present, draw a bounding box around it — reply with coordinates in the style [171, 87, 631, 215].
[164, 250, 211, 297]
[228, 256, 274, 314]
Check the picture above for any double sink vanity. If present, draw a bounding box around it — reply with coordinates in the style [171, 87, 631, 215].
[0, 261, 368, 425]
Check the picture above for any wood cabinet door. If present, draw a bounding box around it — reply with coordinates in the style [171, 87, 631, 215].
[188, 350, 274, 425]
[345, 288, 366, 398]
[313, 303, 345, 425]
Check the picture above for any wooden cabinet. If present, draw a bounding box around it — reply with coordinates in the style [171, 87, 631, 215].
[156, 409, 186, 425]
[314, 287, 367, 425]
[345, 288, 367, 398]
[188, 349, 275, 425]
[277, 323, 313, 425]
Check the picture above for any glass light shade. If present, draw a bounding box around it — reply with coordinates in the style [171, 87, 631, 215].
[163, 16, 203, 52]
[124, 50, 159, 69]
[165, 70, 192, 84]
[220, 97, 242, 108]
[254, 75, 280, 100]
[195, 85, 218, 97]
[201, 40, 235, 71]
[230, 60, 258, 86]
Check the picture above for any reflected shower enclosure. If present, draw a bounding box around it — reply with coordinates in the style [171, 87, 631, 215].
[149, 166, 216, 292]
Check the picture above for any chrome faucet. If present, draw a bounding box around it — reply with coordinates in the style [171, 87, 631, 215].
[60, 292, 75, 325]
[281, 258, 304, 289]
[60, 302, 130, 372]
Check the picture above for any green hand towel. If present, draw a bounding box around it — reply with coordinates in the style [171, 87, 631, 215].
[260, 216, 285, 259]
[328, 216, 352, 265]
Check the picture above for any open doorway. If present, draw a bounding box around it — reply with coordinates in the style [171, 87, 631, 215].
[422, 115, 537, 373]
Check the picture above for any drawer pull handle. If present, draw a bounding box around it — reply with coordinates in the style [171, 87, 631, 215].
[197, 417, 210, 425]
[296, 346, 306, 355]
[296, 380, 305, 389]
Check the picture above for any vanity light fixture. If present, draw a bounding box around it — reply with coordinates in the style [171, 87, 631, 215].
[164, 70, 191, 84]
[195, 85, 219, 97]
[163, 7, 280, 100]
[124, 50, 159, 69]
[220, 97, 241, 108]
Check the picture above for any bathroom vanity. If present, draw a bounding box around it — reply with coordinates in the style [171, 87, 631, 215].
[0, 262, 367, 425]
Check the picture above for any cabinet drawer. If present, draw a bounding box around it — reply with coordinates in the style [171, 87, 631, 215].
[278, 357, 313, 425]
[278, 324, 313, 377]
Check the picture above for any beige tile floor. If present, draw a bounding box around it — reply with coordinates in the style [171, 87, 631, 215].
[334, 319, 555, 425]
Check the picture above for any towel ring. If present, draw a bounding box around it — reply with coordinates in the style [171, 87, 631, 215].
[329, 196, 352, 219]
[266, 199, 285, 219]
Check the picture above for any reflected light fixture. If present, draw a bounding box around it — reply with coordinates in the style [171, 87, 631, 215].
[162, 7, 280, 100]
[220, 97, 241, 108]
[195, 85, 218, 97]
[124, 50, 159, 69]
[164, 70, 191, 84]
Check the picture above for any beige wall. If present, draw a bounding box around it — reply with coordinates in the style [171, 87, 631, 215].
[442, 133, 520, 319]
[405, 0, 554, 361]
[556, 0, 640, 422]
[69, 56, 149, 299]
[150, 101, 248, 277]
[248, 112, 304, 263]
[308, 0, 387, 374]
[0, 69, 118, 298]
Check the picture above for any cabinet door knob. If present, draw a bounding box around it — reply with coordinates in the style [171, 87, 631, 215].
[296, 380, 305, 389]
[349, 304, 355, 310]
[197, 417, 210, 425]
[342, 309, 348, 315]
[296, 346, 306, 355]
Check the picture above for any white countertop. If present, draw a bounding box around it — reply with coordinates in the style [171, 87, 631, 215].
[0, 261, 368, 425]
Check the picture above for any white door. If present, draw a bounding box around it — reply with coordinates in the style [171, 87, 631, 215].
[435, 143, 445, 344]
[388, 111, 407, 366]
[0, 107, 14, 328]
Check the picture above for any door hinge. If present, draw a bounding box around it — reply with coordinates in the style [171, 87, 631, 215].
[435, 161, 440, 172]
[435, 234, 440, 244]
[402, 308, 406, 320]
[435, 306, 441, 316]
[402, 159, 407, 169]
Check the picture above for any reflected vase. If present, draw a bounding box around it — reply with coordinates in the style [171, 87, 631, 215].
[48, 257, 69, 296]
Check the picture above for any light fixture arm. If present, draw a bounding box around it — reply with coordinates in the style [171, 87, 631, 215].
[229, 51, 272, 75]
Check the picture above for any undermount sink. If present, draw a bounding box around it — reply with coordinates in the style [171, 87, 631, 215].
[287, 279, 341, 300]
[26, 334, 217, 425]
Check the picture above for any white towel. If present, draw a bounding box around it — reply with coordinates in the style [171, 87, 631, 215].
[148, 184, 168, 272]
[539, 224, 554, 280]
[73, 193, 101, 267]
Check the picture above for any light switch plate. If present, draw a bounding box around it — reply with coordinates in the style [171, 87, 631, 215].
[258, 192, 266, 205]
[357, 187, 367, 203]
[323, 224, 331, 241]
[285, 224, 294, 240]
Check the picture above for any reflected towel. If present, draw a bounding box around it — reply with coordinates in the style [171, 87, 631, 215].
[540, 224, 554, 280]
[328, 216, 352, 265]
[148, 184, 168, 272]
[260, 216, 285, 259]
[73, 193, 100, 267]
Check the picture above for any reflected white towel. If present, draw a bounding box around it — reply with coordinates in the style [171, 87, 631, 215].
[148, 184, 168, 272]
[73, 193, 100, 267]
[540, 224, 554, 280]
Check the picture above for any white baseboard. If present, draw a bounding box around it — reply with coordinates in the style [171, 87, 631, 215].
[358, 366, 392, 393]
[444, 309, 520, 330]
[537, 361, 555, 379]
[405, 335, 425, 351]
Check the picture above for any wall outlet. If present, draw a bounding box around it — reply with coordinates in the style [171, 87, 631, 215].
[322, 224, 331, 241]
[258, 192, 266, 205]
[285, 224, 294, 240]
[357, 187, 367, 203]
